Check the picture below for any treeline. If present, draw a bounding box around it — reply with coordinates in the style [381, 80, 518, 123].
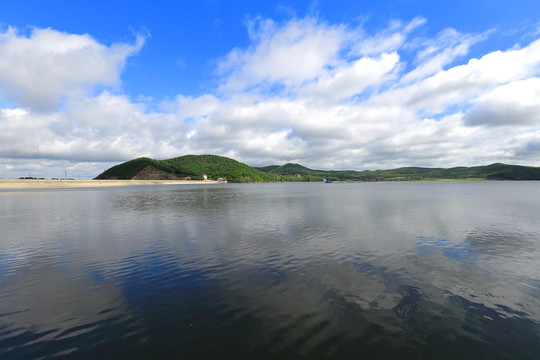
[159, 155, 270, 182]
[95, 155, 273, 183]
[256, 162, 540, 181]
[95, 155, 540, 183]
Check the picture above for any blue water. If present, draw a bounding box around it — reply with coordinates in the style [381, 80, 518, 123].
[1, 182, 539, 359]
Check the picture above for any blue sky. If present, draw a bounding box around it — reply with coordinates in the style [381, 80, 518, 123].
[1, 0, 540, 178]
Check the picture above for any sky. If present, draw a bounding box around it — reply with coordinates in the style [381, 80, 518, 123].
[1, 0, 540, 179]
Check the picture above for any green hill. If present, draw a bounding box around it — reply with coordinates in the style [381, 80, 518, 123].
[95, 154, 273, 183]
[257, 162, 540, 181]
[267, 163, 313, 175]
[254, 163, 333, 181]
[96, 155, 540, 182]
[94, 157, 160, 180]
[253, 165, 281, 173]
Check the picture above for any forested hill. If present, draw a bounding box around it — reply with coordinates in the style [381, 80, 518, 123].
[94, 155, 273, 182]
[254, 162, 540, 181]
[95, 155, 540, 182]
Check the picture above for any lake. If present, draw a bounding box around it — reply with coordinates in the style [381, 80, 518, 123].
[1, 181, 539, 359]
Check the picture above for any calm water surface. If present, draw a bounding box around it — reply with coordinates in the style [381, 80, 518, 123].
[1, 182, 539, 359]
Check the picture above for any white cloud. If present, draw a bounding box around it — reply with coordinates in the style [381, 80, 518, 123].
[300, 52, 400, 103]
[510, 131, 540, 158]
[402, 28, 490, 83]
[218, 17, 346, 91]
[351, 17, 426, 56]
[0, 92, 183, 164]
[171, 94, 221, 120]
[0, 27, 144, 112]
[2, 17, 540, 179]
[370, 38, 540, 115]
[464, 78, 540, 127]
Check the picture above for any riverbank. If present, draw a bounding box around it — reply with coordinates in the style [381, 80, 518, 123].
[0, 179, 226, 189]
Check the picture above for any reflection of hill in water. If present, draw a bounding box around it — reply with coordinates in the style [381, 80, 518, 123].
[3, 182, 540, 358]
[112, 187, 238, 213]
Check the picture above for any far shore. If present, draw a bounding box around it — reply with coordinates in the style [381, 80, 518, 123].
[0, 179, 226, 189]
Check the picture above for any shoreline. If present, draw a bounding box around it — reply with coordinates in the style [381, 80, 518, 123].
[0, 179, 226, 189]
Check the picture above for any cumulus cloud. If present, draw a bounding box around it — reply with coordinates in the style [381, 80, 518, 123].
[300, 52, 400, 103]
[369, 38, 540, 116]
[511, 131, 540, 158]
[0, 27, 144, 112]
[351, 16, 426, 56]
[401, 28, 490, 83]
[218, 17, 346, 91]
[2, 16, 540, 178]
[464, 78, 540, 127]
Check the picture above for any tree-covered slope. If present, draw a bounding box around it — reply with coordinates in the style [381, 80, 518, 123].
[96, 155, 540, 182]
[158, 154, 272, 182]
[257, 162, 540, 181]
[267, 163, 313, 175]
[94, 157, 160, 180]
[95, 154, 273, 182]
[253, 165, 281, 173]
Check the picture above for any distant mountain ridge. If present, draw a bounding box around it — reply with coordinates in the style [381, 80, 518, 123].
[95, 155, 540, 182]
[256, 162, 540, 181]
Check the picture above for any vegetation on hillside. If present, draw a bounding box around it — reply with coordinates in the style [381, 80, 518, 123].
[96, 155, 540, 182]
[158, 155, 272, 182]
[95, 154, 274, 182]
[95, 157, 160, 180]
[257, 162, 540, 181]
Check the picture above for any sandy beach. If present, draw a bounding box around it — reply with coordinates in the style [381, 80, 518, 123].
[0, 179, 226, 189]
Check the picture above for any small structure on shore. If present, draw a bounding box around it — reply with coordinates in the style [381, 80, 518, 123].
[203, 174, 208, 181]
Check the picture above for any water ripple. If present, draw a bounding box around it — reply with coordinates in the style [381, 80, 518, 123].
[1, 182, 540, 358]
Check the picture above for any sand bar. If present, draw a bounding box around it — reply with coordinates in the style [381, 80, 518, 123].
[0, 179, 226, 189]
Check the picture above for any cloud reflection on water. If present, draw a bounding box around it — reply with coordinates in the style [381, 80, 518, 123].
[1, 182, 539, 358]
